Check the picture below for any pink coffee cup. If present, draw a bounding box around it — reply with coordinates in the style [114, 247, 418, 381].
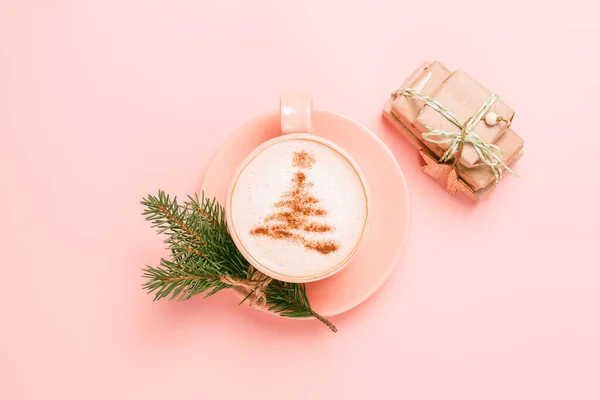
[225, 94, 370, 283]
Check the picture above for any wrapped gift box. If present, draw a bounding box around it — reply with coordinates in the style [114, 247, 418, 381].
[383, 61, 524, 199]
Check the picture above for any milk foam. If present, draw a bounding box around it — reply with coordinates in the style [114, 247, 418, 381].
[230, 138, 368, 279]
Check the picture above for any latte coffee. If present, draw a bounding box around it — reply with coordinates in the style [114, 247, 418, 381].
[228, 136, 369, 282]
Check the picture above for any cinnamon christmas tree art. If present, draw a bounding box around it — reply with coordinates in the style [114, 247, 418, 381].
[250, 150, 340, 255]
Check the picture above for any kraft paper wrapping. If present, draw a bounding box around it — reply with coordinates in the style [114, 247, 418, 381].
[383, 61, 524, 198]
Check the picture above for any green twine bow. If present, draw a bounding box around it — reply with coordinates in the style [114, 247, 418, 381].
[393, 88, 517, 182]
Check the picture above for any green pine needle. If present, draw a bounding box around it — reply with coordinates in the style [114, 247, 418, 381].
[141, 190, 337, 332]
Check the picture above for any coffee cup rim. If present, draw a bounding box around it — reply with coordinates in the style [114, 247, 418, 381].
[225, 133, 370, 283]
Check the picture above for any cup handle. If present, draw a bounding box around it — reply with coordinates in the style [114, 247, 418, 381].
[280, 93, 313, 135]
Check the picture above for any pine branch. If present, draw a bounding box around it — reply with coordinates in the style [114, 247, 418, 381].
[142, 258, 227, 301]
[266, 281, 338, 332]
[141, 190, 337, 332]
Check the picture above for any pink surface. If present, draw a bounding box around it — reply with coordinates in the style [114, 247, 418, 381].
[216, 110, 408, 309]
[1, 1, 599, 399]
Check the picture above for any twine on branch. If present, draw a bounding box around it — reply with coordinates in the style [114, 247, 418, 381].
[220, 266, 273, 309]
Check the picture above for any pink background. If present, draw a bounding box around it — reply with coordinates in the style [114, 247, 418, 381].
[1, 1, 599, 399]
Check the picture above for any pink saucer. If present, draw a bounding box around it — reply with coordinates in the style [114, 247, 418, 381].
[201, 109, 410, 317]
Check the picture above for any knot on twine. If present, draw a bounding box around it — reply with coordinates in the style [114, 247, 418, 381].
[392, 88, 517, 183]
[220, 266, 273, 309]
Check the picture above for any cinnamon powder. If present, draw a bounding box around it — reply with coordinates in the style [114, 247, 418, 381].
[305, 240, 339, 255]
[250, 150, 340, 255]
[292, 150, 316, 169]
